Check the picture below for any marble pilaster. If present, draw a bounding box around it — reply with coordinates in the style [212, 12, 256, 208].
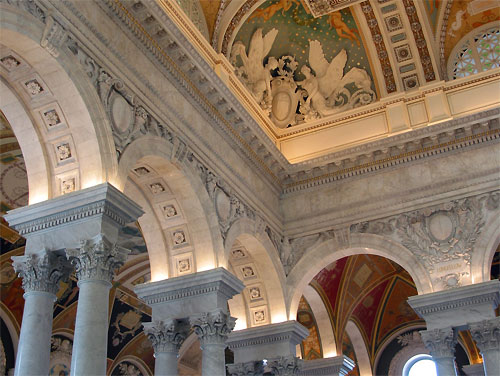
[11, 250, 72, 376]
[420, 327, 458, 376]
[143, 319, 189, 376]
[469, 317, 500, 376]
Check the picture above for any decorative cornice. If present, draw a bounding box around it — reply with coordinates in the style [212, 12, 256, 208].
[4, 183, 143, 236]
[284, 111, 500, 193]
[408, 280, 500, 318]
[134, 267, 244, 305]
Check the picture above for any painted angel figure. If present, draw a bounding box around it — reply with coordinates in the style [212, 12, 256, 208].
[230, 28, 279, 105]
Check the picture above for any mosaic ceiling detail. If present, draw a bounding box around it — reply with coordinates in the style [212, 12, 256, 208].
[231, 0, 376, 128]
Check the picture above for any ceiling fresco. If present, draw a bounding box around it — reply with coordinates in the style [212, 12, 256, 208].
[423, 0, 443, 35]
[444, 0, 500, 62]
[311, 255, 423, 366]
[230, 0, 376, 128]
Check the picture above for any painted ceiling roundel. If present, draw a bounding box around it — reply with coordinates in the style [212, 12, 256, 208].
[230, 0, 376, 128]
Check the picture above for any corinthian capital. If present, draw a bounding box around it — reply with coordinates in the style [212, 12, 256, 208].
[469, 317, 500, 352]
[12, 250, 72, 295]
[143, 319, 188, 353]
[420, 327, 458, 358]
[227, 361, 264, 376]
[267, 356, 303, 376]
[190, 309, 236, 346]
[66, 234, 129, 283]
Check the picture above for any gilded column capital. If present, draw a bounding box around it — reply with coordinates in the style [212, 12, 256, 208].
[469, 316, 500, 352]
[267, 356, 303, 376]
[143, 319, 188, 353]
[227, 361, 264, 376]
[12, 250, 72, 295]
[66, 235, 129, 283]
[420, 327, 458, 359]
[190, 309, 236, 347]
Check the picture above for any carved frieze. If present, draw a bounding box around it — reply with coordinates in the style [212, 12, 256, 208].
[351, 192, 499, 288]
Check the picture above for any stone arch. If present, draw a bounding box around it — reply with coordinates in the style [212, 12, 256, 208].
[224, 217, 287, 327]
[286, 232, 433, 319]
[471, 212, 500, 284]
[0, 306, 19, 360]
[118, 136, 225, 281]
[345, 320, 372, 376]
[302, 284, 336, 357]
[0, 5, 116, 199]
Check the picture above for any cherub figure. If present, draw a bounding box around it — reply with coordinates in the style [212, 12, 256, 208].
[328, 12, 360, 46]
[248, 0, 300, 22]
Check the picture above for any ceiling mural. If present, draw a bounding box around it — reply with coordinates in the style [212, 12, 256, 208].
[444, 0, 500, 62]
[423, 0, 443, 36]
[230, 0, 376, 128]
[297, 296, 323, 360]
[311, 255, 424, 365]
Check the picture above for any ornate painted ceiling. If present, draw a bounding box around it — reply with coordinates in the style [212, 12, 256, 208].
[173, 0, 500, 162]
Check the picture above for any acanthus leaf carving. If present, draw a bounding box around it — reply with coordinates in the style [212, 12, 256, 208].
[227, 361, 264, 376]
[420, 327, 458, 359]
[190, 309, 236, 347]
[143, 319, 188, 353]
[66, 234, 129, 283]
[12, 250, 72, 295]
[267, 356, 303, 376]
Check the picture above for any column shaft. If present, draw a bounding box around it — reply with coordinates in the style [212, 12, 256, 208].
[155, 351, 178, 376]
[433, 357, 458, 376]
[14, 291, 56, 376]
[70, 280, 111, 376]
[201, 344, 226, 376]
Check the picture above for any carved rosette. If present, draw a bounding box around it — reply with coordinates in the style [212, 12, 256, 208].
[469, 317, 500, 352]
[227, 361, 264, 376]
[12, 250, 72, 295]
[143, 320, 187, 354]
[267, 356, 303, 376]
[420, 327, 458, 359]
[66, 235, 129, 283]
[190, 309, 236, 347]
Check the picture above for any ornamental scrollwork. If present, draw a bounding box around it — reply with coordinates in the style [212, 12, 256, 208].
[12, 250, 72, 295]
[66, 234, 129, 283]
[190, 309, 236, 347]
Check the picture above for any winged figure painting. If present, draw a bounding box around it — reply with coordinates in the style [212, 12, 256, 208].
[231, 28, 279, 104]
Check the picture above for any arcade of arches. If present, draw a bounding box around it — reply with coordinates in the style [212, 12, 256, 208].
[0, 1, 499, 375]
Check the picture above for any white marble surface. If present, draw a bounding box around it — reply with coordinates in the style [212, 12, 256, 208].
[14, 292, 56, 376]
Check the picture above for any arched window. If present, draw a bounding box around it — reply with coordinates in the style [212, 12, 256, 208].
[448, 22, 500, 79]
[402, 354, 437, 376]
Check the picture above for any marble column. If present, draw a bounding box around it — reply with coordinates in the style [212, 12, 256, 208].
[191, 309, 236, 376]
[143, 319, 188, 376]
[11, 250, 72, 376]
[267, 356, 303, 376]
[227, 361, 264, 376]
[420, 327, 458, 376]
[67, 235, 129, 376]
[469, 317, 500, 376]
[300, 356, 355, 376]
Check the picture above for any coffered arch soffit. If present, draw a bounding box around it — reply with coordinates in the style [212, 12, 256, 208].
[118, 140, 226, 280]
[0, 6, 116, 202]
